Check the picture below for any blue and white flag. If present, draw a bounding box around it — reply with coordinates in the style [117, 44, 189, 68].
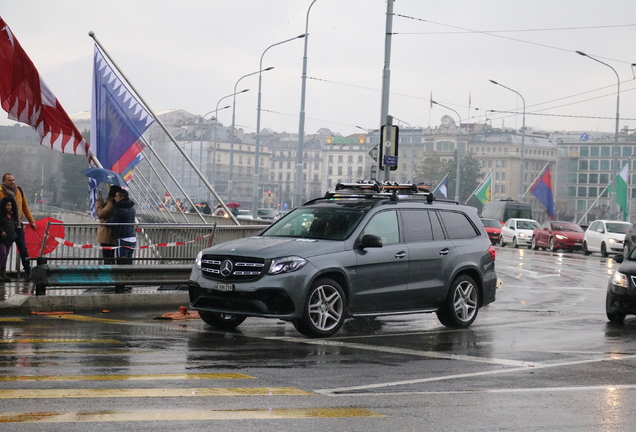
[88, 178, 99, 219]
[90, 44, 154, 171]
[433, 174, 449, 199]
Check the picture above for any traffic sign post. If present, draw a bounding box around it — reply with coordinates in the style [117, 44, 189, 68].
[379, 116, 399, 181]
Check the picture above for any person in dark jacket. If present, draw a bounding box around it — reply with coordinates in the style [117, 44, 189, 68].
[0, 197, 19, 281]
[110, 190, 136, 265]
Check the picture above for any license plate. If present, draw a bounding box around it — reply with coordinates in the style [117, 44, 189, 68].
[215, 283, 234, 292]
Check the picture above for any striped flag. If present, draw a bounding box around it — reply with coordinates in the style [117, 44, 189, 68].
[474, 172, 492, 205]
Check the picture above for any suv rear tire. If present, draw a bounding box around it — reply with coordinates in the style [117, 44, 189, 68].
[293, 278, 347, 337]
[199, 311, 246, 330]
[437, 275, 479, 328]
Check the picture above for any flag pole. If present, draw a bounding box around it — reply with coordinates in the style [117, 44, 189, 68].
[431, 172, 449, 194]
[577, 183, 611, 225]
[88, 32, 239, 226]
[522, 161, 551, 198]
[465, 170, 492, 204]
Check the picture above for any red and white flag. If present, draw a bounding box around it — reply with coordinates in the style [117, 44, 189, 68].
[0, 17, 90, 156]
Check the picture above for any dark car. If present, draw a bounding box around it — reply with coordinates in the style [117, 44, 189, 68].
[531, 221, 584, 252]
[607, 252, 636, 323]
[623, 222, 636, 255]
[480, 218, 502, 245]
[188, 182, 498, 337]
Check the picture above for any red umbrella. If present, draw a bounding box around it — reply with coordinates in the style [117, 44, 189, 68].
[24, 217, 65, 256]
[226, 202, 241, 209]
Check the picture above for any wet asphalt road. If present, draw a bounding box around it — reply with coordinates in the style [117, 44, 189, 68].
[2, 246, 636, 431]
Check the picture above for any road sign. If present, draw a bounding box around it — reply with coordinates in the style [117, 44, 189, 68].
[384, 155, 398, 166]
[369, 144, 379, 161]
[379, 125, 399, 171]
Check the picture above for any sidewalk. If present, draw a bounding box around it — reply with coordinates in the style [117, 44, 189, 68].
[0, 279, 189, 313]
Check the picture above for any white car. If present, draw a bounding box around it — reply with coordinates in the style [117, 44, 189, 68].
[583, 220, 631, 257]
[500, 218, 540, 248]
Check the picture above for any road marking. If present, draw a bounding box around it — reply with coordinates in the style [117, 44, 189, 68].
[0, 387, 315, 399]
[0, 373, 256, 382]
[315, 354, 636, 396]
[265, 337, 537, 367]
[0, 318, 24, 322]
[0, 407, 384, 423]
[0, 338, 122, 344]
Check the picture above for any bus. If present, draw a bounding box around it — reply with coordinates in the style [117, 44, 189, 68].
[481, 200, 532, 225]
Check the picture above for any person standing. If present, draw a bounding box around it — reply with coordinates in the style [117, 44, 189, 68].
[0, 173, 37, 281]
[95, 185, 122, 264]
[110, 190, 136, 265]
[0, 197, 19, 282]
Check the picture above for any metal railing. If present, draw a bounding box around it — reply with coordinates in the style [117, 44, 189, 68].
[9, 222, 269, 269]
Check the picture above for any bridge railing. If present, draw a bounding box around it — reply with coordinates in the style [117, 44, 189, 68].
[13, 222, 270, 268]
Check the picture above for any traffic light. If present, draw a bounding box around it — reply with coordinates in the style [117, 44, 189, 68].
[268, 190, 272, 197]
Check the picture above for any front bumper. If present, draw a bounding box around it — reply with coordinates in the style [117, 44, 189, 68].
[607, 280, 636, 315]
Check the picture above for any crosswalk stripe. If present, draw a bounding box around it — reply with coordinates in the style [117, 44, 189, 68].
[0, 407, 385, 423]
[0, 338, 122, 344]
[44, 315, 125, 323]
[0, 373, 256, 382]
[0, 387, 314, 399]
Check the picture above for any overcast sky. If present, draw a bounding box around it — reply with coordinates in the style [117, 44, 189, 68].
[2, 0, 636, 137]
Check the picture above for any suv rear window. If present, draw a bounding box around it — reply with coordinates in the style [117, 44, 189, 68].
[440, 211, 479, 239]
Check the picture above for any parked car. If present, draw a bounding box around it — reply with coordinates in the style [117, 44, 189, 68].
[480, 218, 502, 245]
[236, 209, 253, 219]
[531, 221, 585, 252]
[606, 252, 636, 323]
[623, 222, 636, 254]
[583, 220, 631, 257]
[500, 218, 540, 248]
[188, 183, 498, 337]
[256, 208, 277, 220]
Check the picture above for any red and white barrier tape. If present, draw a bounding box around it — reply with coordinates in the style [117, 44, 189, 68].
[53, 233, 214, 250]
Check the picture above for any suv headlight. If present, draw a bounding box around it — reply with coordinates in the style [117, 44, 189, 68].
[195, 251, 203, 270]
[268, 256, 308, 275]
[612, 271, 629, 288]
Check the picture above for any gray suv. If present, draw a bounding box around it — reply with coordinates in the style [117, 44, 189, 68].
[188, 183, 498, 337]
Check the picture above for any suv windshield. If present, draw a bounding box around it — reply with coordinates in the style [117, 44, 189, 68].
[263, 207, 366, 240]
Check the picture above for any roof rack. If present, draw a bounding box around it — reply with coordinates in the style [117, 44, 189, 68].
[304, 181, 437, 204]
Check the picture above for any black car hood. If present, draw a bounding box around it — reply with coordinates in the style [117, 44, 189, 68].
[202, 235, 346, 259]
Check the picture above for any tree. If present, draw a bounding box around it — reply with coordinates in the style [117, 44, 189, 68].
[59, 154, 90, 210]
[415, 151, 451, 188]
[447, 151, 483, 202]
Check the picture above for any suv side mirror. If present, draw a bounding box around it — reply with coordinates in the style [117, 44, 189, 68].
[614, 254, 625, 264]
[356, 234, 383, 249]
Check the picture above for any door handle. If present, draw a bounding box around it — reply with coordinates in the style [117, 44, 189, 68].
[439, 248, 450, 255]
[395, 251, 406, 259]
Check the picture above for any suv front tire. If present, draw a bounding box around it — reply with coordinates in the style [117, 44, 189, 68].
[293, 278, 347, 337]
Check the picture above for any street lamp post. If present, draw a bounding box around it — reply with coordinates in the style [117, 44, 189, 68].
[252, 34, 306, 214]
[228, 67, 273, 202]
[432, 101, 462, 201]
[576, 50, 621, 217]
[392, 116, 414, 181]
[294, 0, 318, 208]
[199, 106, 230, 199]
[211, 90, 248, 201]
[489, 79, 526, 201]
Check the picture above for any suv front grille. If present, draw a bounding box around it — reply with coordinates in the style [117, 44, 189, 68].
[201, 255, 266, 282]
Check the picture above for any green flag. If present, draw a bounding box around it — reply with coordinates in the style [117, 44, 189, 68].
[474, 173, 492, 205]
[616, 162, 629, 221]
